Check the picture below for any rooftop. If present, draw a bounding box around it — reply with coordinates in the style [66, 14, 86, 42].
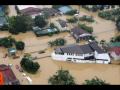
[71, 26, 90, 35]
[55, 42, 105, 54]
[57, 19, 67, 28]
[58, 6, 72, 14]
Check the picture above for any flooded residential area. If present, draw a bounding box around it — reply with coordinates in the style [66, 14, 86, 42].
[0, 5, 120, 85]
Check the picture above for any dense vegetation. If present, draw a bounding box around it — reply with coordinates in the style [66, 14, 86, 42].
[98, 8, 120, 21]
[83, 77, 109, 85]
[48, 38, 66, 47]
[0, 36, 25, 51]
[34, 15, 48, 28]
[67, 17, 78, 23]
[20, 55, 40, 74]
[110, 35, 120, 42]
[65, 9, 77, 16]
[0, 36, 15, 48]
[48, 69, 76, 85]
[15, 41, 25, 51]
[79, 24, 93, 33]
[79, 15, 94, 22]
[8, 15, 33, 34]
[116, 16, 120, 31]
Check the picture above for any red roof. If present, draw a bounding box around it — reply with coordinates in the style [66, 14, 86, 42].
[20, 7, 41, 15]
[109, 47, 120, 55]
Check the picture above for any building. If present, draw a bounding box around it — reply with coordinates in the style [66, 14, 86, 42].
[54, 19, 69, 31]
[41, 8, 60, 18]
[33, 26, 58, 37]
[58, 6, 73, 14]
[109, 47, 120, 60]
[0, 6, 8, 28]
[0, 64, 20, 85]
[17, 5, 42, 18]
[71, 26, 92, 41]
[51, 42, 110, 64]
[17, 5, 58, 18]
[8, 48, 17, 56]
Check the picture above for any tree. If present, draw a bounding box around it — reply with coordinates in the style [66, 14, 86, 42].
[0, 36, 16, 48]
[20, 55, 40, 74]
[116, 16, 120, 31]
[15, 41, 25, 51]
[8, 15, 33, 34]
[34, 15, 47, 28]
[48, 38, 66, 47]
[2, 5, 9, 15]
[48, 69, 76, 85]
[83, 76, 109, 85]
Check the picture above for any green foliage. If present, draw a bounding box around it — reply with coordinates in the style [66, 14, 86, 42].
[0, 36, 16, 48]
[20, 55, 40, 74]
[48, 38, 66, 47]
[65, 9, 77, 16]
[83, 76, 109, 85]
[67, 17, 78, 23]
[8, 15, 33, 34]
[0, 24, 9, 31]
[79, 24, 93, 33]
[50, 23, 55, 29]
[52, 5, 63, 9]
[116, 16, 120, 31]
[79, 15, 94, 22]
[34, 15, 47, 28]
[48, 69, 76, 85]
[15, 41, 25, 50]
[98, 8, 120, 21]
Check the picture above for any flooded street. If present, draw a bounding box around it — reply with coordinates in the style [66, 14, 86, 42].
[0, 5, 119, 85]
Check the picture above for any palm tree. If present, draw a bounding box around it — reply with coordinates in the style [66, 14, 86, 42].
[48, 69, 76, 85]
[83, 76, 109, 85]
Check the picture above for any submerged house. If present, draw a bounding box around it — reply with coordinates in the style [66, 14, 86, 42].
[71, 26, 92, 41]
[33, 27, 58, 37]
[51, 42, 110, 64]
[0, 64, 20, 85]
[109, 47, 120, 60]
[58, 6, 73, 14]
[54, 19, 69, 31]
[0, 6, 8, 28]
[17, 5, 42, 18]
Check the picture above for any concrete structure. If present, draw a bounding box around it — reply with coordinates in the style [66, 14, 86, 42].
[0, 64, 20, 85]
[109, 47, 120, 60]
[54, 19, 69, 31]
[71, 26, 92, 41]
[51, 42, 110, 64]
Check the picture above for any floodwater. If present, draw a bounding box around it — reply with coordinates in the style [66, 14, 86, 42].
[0, 5, 119, 85]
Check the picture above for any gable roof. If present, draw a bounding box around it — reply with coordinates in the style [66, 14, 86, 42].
[55, 42, 105, 54]
[57, 19, 67, 28]
[0, 64, 20, 85]
[42, 8, 59, 17]
[71, 26, 90, 36]
[89, 42, 105, 53]
[20, 7, 41, 15]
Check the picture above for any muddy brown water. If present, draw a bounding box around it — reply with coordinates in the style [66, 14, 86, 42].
[0, 5, 119, 85]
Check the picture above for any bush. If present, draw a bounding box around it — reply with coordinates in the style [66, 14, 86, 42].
[79, 24, 93, 33]
[20, 56, 40, 74]
[48, 38, 66, 47]
[48, 69, 76, 85]
[67, 17, 78, 23]
[0, 24, 9, 31]
[0, 36, 16, 48]
[79, 15, 94, 22]
[65, 10, 77, 16]
[15, 41, 25, 51]
[83, 76, 109, 85]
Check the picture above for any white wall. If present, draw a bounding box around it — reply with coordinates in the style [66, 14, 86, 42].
[110, 52, 120, 60]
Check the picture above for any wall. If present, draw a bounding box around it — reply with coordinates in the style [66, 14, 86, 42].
[110, 52, 120, 60]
